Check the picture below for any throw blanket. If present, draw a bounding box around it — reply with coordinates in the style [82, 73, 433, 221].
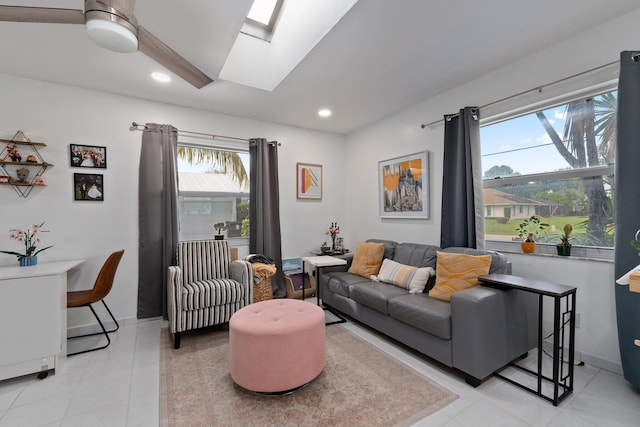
[252, 262, 277, 284]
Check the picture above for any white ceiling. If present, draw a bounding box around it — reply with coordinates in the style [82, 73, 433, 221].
[1, 0, 640, 134]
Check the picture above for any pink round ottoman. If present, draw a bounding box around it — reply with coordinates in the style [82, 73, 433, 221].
[229, 299, 326, 393]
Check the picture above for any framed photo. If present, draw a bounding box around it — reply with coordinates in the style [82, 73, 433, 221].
[70, 144, 107, 168]
[378, 151, 429, 219]
[296, 162, 322, 200]
[74, 173, 104, 201]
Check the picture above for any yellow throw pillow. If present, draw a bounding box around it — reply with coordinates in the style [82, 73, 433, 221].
[348, 241, 385, 279]
[428, 251, 492, 302]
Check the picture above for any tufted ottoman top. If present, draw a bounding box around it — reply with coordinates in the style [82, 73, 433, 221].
[230, 299, 324, 337]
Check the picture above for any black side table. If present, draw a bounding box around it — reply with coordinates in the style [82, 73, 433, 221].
[479, 274, 577, 406]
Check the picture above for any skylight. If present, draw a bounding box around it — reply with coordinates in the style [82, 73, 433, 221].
[247, 0, 279, 26]
[244, 0, 285, 41]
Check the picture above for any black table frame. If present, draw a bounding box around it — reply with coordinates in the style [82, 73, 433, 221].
[301, 258, 347, 325]
[479, 274, 577, 406]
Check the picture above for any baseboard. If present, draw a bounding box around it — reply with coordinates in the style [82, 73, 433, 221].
[541, 339, 622, 375]
[66, 316, 162, 337]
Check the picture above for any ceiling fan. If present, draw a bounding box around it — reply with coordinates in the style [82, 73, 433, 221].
[0, 0, 213, 89]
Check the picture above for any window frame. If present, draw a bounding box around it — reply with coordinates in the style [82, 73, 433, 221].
[242, 0, 286, 41]
[480, 84, 617, 261]
[176, 141, 250, 244]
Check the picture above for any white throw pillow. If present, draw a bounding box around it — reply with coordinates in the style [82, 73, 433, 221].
[377, 258, 435, 294]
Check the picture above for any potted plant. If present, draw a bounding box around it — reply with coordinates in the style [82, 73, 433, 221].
[515, 215, 549, 253]
[0, 222, 53, 266]
[213, 222, 227, 240]
[556, 223, 573, 256]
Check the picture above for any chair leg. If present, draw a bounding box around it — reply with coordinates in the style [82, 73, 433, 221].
[67, 304, 112, 356]
[69, 300, 119, 339]
[174, 332, 181, 349]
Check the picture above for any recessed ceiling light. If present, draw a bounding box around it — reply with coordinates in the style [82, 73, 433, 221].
[151, 72, 171, 83]
[318, 109, 332, 118]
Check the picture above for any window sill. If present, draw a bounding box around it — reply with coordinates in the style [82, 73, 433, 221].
[485, 241, 613, 263]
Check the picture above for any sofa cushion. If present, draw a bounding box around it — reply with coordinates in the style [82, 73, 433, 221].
[388, 294, 452, 340]
[348, 241, 385, 278]
[393, 243, 439, 269]
[429, 251, 492, 302]
[182, 278, 246, 310]
[366, 239, 398, 260]
[440, 247, 509, 274]
[325, 271, 371, 298]
[349, 282, 409, 314]
[377, 258, 434, 294]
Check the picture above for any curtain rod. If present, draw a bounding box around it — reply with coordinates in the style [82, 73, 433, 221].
[420, 57, 625, 129]
[130, 122, 251, 142]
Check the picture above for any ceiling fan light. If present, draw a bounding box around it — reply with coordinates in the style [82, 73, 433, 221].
[85, 14, 138, 53]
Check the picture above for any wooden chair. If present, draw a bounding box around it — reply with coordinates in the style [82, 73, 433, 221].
[67, 250, 124, 356]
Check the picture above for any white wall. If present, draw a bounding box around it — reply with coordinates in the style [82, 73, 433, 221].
[344, 9, 640, 371]
[0, 74, 346, 328]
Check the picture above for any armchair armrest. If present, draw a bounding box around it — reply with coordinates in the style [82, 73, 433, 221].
[230, 260, 253, 305]
[167, 265, 182, 333]
[450, 286, 537, 382]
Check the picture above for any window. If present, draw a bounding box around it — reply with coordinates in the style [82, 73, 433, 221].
[480, 89, 616, 258]
[243, 0, 285, 41]
[177, 144, 250, 243]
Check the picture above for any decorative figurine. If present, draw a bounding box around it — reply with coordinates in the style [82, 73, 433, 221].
[7, 145, 22, 162]
[15, 167, 29, 184]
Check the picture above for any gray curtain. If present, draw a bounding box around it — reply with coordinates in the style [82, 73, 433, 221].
[138, 123, 179, 318]
[249, 138, 285, 298]
[614, 51, 640, 391]
[440, 107, 485, 249]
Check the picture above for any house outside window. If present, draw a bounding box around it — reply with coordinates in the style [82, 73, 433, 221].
[177, 145, 250, 250]
[480, 89, 616, 259]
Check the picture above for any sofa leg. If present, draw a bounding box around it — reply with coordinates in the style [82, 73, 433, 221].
[174, 332, 181, 349]
[464, 373, 482, 387]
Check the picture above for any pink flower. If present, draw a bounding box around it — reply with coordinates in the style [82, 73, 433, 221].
[1, 222, 52, 260]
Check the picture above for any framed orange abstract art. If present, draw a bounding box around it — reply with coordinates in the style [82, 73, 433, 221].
[378, 151, 429, 218]
[296, 162, 322, 200]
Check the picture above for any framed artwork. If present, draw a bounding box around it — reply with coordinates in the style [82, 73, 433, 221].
[282, 257, 302, 272]
[74, 173, 104, 201]
[378, 151, 429, 219]
[70, 144, 107, 168]
[296, 162, 322, 200]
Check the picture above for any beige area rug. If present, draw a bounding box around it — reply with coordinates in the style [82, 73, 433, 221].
[159, 325, 457, 426]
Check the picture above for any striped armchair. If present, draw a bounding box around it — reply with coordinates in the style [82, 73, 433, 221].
[167, 240, 253, 349]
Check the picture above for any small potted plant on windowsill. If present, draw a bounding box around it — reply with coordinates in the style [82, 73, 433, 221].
[213, 222, 227, 240]
[515, 215, 549, 254]
[556, 223, 573, 256]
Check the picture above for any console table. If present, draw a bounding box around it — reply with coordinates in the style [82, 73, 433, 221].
[478, 274, 577, 406]
[0, 260, 84, 381]
[302, 255, 347, 325]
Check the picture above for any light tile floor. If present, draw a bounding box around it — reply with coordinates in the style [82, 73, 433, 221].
[1, 314, 639, 426]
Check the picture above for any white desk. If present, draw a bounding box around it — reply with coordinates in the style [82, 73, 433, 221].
[0, 260, 84, 381]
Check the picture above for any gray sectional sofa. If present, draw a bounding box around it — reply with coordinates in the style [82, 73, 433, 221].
[320, 239, 538, 386]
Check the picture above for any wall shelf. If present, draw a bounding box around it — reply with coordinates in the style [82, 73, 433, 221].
[0, 130, 52, 198]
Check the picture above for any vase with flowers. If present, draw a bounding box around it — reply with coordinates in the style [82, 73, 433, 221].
[0, 222, 53, 266]
[325, 222, 340, 253]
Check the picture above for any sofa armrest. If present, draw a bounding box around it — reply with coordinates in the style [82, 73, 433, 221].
[324, 252, 354, 273]
[230, 260, 253, 304]
[450, 286, 536, 382]
[167, 265, 182, 333]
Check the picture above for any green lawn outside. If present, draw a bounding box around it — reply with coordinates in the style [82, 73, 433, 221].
[485, 216, 588, 239]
